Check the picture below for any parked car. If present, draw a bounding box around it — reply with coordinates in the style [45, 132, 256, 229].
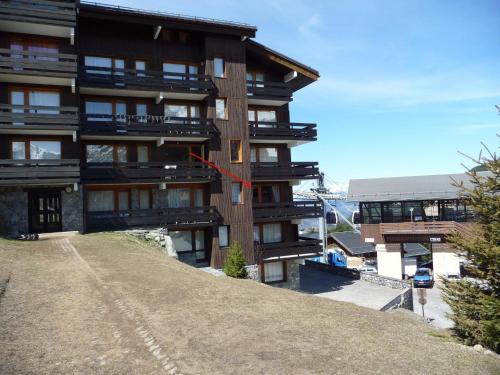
[359, 266, 378, 274]
[413, 268, 434, 288]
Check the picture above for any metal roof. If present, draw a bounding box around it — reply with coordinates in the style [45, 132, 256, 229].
[347, 172, 491, 202]
[330, 231, 430, 258]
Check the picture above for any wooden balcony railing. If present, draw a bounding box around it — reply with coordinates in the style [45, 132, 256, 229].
[0, 159, 79, 186]
[79, 66, 214, 93]
[251, 162, 319, 181]
[80, 114, 216, 138]
[0, 48, 77, 77]
[380, 221, 475, 237]
[0, 104, 78, 129]
[253, 200, 323, 222]
[255, 236, 323, 261]
[246, 80, 292, 99]
[85, 206, 221, 232]
[81, 162, 218, 184]
[249, 121, 317, 141]
[0, 0, 76, 27]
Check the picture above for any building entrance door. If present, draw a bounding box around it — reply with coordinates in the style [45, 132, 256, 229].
[28, 191, 62, 233]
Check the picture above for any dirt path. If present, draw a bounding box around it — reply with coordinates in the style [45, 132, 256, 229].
[0, 233, 498, 375]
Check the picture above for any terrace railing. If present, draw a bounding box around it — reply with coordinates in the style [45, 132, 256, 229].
[255, 236, 323, 261]
[0, 104, 78, 128]
[0, 158, 79, 185]
[79, 66, 214, 93]
[249, 121, 317, 141]
[0, 48, 77, 77]
[251, 161, 319, 181]
[253, 200, 323, 222]
[0, 0, 76, 27]
[246, 80, 293, 99]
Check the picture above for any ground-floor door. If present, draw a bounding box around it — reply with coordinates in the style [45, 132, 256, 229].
[28, 191, 62, 233]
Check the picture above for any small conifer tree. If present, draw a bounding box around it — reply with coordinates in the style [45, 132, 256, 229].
[223, 241, 248, 278]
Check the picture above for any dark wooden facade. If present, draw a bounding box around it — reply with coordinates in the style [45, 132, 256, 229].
[0, 1, 320, 270]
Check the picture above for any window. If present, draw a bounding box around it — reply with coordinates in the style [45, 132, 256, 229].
[139, 189, 151, 209]
[85, 100, 126, 122]
[264, 262, 285, 283]
[164, 103, 199, 123]
[136, 103, 147, 123]
[250, 147, 278, 163]
[84, 56, 111, 74]
[11, 140, 61, 160]
[170, 230, 206, 260]
[215, 98, 227, 120]
[116, 146, 127, 163]
[214, 57, 225, 78]
[219, 225, 229, 248]
[165, 144, 203, 163]
[253, 225, 260, 242]
[248, 109, 277, 124]
[231, 183, 242, 204]
[137, 145, 149, 163]
[230, 140, 242, 163]
[135, 60, 146, 77]
[382, 202, 403, 223]
[247, 71, 264, 89]
[10, 88, 60, 115]
[88, 190, 114, 212]
[86, 145, 113, 163]
[263, 223, 282, 243]
[361, 202, 382, 224]
[253, 185, 280, 203]
[163, 62, 198, 80]
[118, 191, 130, 211]
[167, 188, 204, 208]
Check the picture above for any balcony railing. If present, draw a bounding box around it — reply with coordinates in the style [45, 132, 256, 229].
[251, 162, 319, 181]
[80, 114, 216, 138]
[255, 236, 323, 261]
[85, 206, 221, 232]
[380, 222, 475, 237]
[0, 159, 79, 186]
[0, 48, 77, 77]
[0, 0, 76, 27]
[0, 104, 78, 129]
[249, 121, 317, 142]
[81, 161, 218, 184]
[253, 200, 323, 222]
[246, 80, 292, 99]
[79, 66, 214, 93]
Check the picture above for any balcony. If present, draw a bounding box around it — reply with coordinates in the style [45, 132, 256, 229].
[379, 221, 475, 243]
[79, 67, 214, 100]
[253, 200, 323, 223]
[80, 114, 216, 141]
[0, 104, 78, 135]
[0, 0, 76, 39]
[251, 162, 319, 182]
[81, 162, 218, 184]
[249, 121, 317, 145]
[85, 206, 221, 232]
[247, 80, 293, 106]
[0, 159, 80, 186]
[0, 48, 77, 86]
[255, 237, 323, 262]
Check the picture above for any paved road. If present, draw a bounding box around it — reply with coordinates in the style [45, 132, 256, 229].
[299, 266, 402, 310]
[413, 284, 453, 329]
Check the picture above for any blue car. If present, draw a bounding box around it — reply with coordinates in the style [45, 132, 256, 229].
[413, 268, 434, 288]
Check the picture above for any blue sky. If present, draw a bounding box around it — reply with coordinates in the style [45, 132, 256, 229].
[102, 0, 499, 186]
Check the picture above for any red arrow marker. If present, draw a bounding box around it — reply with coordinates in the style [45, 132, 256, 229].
[190, 152, 252, 189]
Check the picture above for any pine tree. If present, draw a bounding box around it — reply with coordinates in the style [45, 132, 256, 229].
[223, 241, 248, 278]
[441, 139, 500, 353]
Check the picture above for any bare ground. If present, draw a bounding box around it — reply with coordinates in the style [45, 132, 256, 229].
[0, 233, 498, 375]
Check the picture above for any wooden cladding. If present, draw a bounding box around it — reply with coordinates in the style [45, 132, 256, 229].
[0, 158, 79, 186]
[0, 0, 77, 27]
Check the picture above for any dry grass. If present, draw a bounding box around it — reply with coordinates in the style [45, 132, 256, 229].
[0, 233, 498, 375]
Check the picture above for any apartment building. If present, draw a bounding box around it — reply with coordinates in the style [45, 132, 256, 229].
[0, 1, 322, 285]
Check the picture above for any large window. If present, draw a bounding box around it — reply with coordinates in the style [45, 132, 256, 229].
[215, 98, 227, 120]
[164, 103, 200, 123]
[264, 262, 285, 283]
[248, 109, 277, 123]
[10, 89, 60, 114]
[85, 56, 124, 76]
[86, 144, 127, 163]
[361, 202, 382, 224]
[263, 223, 282, 244]
[163, 62, 198, 80]
[247, 71, 264, 83]
[167, 188, 204, 208]
[250, 147, 278, 163]
[214, 57, 225, 78]
[85, 100, 126, 122]
[88, 190, 114, 212]
[402, 201, 424, 222]
[165, 144, 203, 162]
[11, 140, 61, 160]
[253, 184, 280, 203]
[382, 202, 403, 223]
[170, 230, 206, 260]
